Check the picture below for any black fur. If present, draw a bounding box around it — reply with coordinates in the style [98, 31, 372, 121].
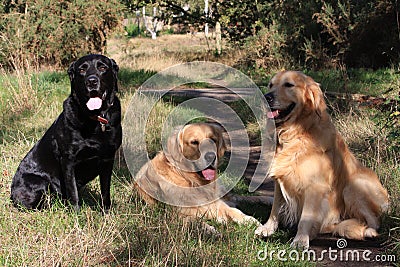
[10, 54, 122, 211]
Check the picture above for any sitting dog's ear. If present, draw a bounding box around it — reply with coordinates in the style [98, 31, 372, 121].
[305, 77, 326, 117]
[67, 61, 76, 82]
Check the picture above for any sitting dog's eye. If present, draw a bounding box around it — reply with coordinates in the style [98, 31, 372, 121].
[190, 140, 199, 145]
[284, 82, 294, 87]
[79, 68, 86, 74]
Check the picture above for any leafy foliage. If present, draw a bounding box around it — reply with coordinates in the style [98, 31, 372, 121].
[0, 0, 124, 69]
[122, 0, 400, 69]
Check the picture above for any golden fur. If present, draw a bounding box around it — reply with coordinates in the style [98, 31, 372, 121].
[135, 123, 260, 226]
[255, 71, 389, 249]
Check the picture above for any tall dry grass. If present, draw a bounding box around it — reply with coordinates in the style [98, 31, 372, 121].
[0, 56, 40, 116]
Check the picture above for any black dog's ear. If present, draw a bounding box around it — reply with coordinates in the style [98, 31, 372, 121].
[110, 58, 119, 73]
[67, 61, 75, 82]
[110, 58, 119, 92]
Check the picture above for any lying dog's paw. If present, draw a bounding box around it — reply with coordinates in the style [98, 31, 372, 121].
[255, 220, 278, 237]
[224, 207, 261, 226]
[290, 234, 309, 250]
[364, 227, 378, 238]
[202, 223, 222, 238]
[241, 215, 262, 226]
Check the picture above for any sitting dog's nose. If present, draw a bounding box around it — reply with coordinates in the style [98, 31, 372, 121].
[264, 92, 274, 104]
[204, 152, 216, 163]
[86, 75, 99, 88]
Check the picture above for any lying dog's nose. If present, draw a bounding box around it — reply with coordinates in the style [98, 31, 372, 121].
[264, 92, 274, 104]
[204, 152, 216, 163]
[86, 75, 99, 88]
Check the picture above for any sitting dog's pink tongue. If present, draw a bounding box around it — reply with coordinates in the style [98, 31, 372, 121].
[201, 168, 216, 180]
[267, 110, 279, 119]
[86, 97, 102, 110]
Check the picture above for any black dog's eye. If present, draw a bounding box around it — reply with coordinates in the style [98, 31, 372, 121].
[190, 140, 199, 145]
[78, 63, 88, 74]
[98, 65, 108, 72]
[284, 82, 294, 87]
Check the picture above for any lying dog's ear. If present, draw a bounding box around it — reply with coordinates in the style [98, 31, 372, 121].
[67, 61, 76, 82]
[211, 124, 226, 159]
[305, 77, 326, 117]
[165, 127, 185, 163]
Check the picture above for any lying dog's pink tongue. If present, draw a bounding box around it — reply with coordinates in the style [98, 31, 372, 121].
[201, 168, 216, 180]
[267, 110, 279, 119]
[86, 97, 102, 110]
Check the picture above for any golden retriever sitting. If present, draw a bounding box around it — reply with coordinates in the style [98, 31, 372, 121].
[255, 71, 389, 249]
[135, 123, 260, 226]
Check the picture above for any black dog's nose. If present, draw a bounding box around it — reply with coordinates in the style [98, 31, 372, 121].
[264, 92, 274, 104]
[86, 75, 99, 88]
[204, 152, 216, 163]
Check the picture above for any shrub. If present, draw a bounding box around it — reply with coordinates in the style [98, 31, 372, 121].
[0, 0, 124, 69]
[241, 21, 289, 71]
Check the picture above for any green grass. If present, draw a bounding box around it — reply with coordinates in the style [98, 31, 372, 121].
[307, 68, 400, 96]
[0, 65, 399, 266]
[118, 68, 156, 91]
[250, 68, 400, 98]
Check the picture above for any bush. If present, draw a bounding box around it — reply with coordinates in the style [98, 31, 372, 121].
[241, 21, 289, 71]
[0, 0, 124, 69]
[220, 0, 399, 69]
[272, 0, 399, 69]
[125, 23, 145, 38]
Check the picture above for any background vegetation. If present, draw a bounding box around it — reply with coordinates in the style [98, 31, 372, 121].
[0, 0, 399, 266]
[124, 0, 400, 69]
[0, 0, 123, 69]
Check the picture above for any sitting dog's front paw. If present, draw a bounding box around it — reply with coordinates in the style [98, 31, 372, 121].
[290, 234, 310, 250]
[255, 220, 278, 237]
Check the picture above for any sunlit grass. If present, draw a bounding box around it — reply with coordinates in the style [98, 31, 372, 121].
[0, 36, 398, 265]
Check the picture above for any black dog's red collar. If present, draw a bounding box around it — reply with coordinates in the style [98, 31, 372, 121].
[90, 115, 109, 124]
[90, 115, 109, 132]
[89, 102, 113, 131]
[97, 116, 109, 124]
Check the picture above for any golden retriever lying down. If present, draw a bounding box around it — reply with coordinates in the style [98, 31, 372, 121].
[135, 123, 260, 227]
[255, 71, 389, 249]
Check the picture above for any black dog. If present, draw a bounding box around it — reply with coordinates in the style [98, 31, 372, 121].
[10, 54, 122, 211]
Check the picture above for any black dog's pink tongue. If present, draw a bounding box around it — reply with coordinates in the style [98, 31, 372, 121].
[86, 97, 102, 110]
[201, 168, 216, 180]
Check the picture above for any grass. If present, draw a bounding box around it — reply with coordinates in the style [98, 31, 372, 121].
[307, 68, 400, 96]
[0, 34, 399, 266]
[246, 68, 400, 98]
